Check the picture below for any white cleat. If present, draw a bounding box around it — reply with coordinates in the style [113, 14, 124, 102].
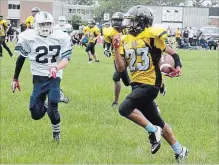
[175, 146, 189, 163]
[149, 126, 162, 154]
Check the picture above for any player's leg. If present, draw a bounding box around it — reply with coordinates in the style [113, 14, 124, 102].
[47, 78, 61, 142]
[0, 37, 3, 58]
[2, 39, 13, 57]
[59, 88, 69, 104]
[112, 70, 121, 106]
[91, 43, 99, 62]
[141, 100, 188, 162]
[118, 85, 162, 154]
[29, 76, 48, 120]
[85, 43, 93, 63]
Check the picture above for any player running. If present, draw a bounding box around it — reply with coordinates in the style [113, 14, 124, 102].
[0, 14, 13, 58]
[82, 19, 100, 63]
[103, 12, 130, 106]
[113, 5, 188, 162]
[11, 11, 72, 142]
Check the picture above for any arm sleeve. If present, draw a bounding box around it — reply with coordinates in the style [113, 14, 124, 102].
[13, 55, 26, 79]
[155, 38, 166, 52]
[60, 35, 72, 61]
[14, 34, 30, 57]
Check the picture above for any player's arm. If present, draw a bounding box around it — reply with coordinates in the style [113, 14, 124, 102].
[49, 35, 72, 78]
[12, 34, 30, 92]
[113, 34, 127, 72]
[164, 45, 182, 77]
[103, 33, 112, 57]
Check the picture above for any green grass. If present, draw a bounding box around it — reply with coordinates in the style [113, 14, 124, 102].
[0, 43, 218, 164]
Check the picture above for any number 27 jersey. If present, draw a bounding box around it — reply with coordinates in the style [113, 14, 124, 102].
[15, 29, 72, 79]
[119, 32, 166, 87]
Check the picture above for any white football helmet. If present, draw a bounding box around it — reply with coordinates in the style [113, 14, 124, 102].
[58, 16, 66, 26]
[34, 11, 54, 37]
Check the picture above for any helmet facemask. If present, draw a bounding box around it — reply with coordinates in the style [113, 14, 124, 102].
[36, 22, 54, 37]
[122, 16, 146, 36]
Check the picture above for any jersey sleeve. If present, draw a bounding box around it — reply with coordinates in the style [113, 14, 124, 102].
[155, 38, 166, 52]
[94, 27, 100, 36]
[14, 33, 31, 57]
[60, 34, 72, 61]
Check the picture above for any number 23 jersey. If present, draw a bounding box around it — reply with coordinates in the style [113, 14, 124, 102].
[119, 30, 166, 87]
[15, 29, 72, 79]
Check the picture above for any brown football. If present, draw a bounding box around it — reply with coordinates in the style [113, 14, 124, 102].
[159, 54, 175, 73]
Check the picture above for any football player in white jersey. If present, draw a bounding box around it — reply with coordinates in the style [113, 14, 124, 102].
[11, 11, 72, 142]
[54, 16, 73, 35]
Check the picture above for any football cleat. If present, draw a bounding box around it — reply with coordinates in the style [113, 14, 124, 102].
[175, 146, 189, 163]
[149, 126, 162, 154]
[60, 89, 69, 104]
[95, 60, 100, 62]
[53, 132, 61, 143]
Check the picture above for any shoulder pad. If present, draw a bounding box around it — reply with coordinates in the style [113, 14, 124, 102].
[147, 27, 168, 40]
[19, 29, 36, 40]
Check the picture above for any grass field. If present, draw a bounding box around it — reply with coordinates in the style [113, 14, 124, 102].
[0, 43, 218, 164]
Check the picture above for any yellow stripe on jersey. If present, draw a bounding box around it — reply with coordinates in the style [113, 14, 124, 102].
[119, 28, 166, 87]
[25, 16, 34, 29]
[0, 20, 8, 36]
[83, 26, 100, 43]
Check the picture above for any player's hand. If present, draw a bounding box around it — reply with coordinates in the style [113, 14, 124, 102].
[104, 49, 111, 57]
[11, 79, 21, 93]
[48, 66, 58, 78]
[165, 66, 181, 78]
[113, 34, 121, 49]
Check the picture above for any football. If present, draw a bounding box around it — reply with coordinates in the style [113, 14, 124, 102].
[159, 54, 175, 73]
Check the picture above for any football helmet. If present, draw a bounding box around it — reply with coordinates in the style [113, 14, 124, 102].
[122, 5, 154, 36]
[58, 16, 67, 26]
[34, 11, 54, 37]
[111, 12, 124, 32]
[88, 19, 95, 28]
[32, 7, 40, 17]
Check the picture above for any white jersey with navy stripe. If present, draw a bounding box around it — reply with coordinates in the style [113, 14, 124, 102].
[15, 29, 72, 79]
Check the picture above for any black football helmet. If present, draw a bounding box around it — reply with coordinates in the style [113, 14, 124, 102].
[111, 12, 124, 32]
[88, 19, 96, 28]
[122, 5, 154, 36]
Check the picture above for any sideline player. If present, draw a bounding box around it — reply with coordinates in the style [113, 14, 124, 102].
[82, 19, 100, 63]
[113, 5, 188, 162]
[103, 12, 130, 106]
[54, 16, 73, 35]
[12, 11, 72, 142]
[25, 7, 40, 29]
[0, 14, 13, 58]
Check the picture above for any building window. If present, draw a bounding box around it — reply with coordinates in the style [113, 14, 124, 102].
[69, 9, 72, 13]
[8, 4, 20, 10]
[77, 9, 81, 14]
[72, 9, 76, 14]
[8, 4, 12, 9]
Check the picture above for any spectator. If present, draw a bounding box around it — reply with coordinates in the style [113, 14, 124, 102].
[208, 36, 217, 50]
[183, 27, 189, 43]
[175, 27, 181, 46]
[188, 27, 194, 45]
[199, 35, 209, 50]
[167, 26, 172, 37]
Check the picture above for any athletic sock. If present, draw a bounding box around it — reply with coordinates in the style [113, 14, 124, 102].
[171, 141, 183, 154]
[52, 123, 60, 136]
[145, 123, 157, 133]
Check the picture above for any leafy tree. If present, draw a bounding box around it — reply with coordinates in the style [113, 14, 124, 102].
[71, 15, 82, 29]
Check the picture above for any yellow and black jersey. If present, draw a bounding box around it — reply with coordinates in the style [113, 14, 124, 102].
[103, 27, 119, 60]
[0, 20, 8, 36]
[83, 26, 100, 43]
[175, 29, 181, 38]
[25, 16, 34, 29]
[119, 28, 167, 87]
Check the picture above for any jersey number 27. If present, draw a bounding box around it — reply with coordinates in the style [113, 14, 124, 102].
[36, 45, 61, 63]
